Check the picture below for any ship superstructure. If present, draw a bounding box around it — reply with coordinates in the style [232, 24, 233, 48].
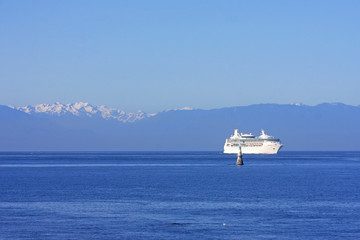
[224, 129, 283, 154]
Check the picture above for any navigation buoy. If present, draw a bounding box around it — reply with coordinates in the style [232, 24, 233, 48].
[236, 147, 243, 165]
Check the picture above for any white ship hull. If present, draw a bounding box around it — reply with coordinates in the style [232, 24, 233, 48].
[223, 129, 283, 154]
[224, 141, 282, 154]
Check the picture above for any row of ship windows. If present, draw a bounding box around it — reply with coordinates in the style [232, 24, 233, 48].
[227, 144, 263, 147]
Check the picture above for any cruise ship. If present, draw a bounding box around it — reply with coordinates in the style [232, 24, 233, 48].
[224, 129, 283, 154]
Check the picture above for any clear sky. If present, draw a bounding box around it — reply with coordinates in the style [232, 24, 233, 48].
[0, 0, 359, 112]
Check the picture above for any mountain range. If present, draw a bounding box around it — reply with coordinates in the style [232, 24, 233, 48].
[1, 102, 359, 151]
[9, 102, 155, 123]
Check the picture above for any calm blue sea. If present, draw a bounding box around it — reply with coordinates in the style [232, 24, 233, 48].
[0, 151, 359, 240]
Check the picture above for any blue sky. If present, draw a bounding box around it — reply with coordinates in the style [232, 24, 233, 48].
[0, 0, 359, 112]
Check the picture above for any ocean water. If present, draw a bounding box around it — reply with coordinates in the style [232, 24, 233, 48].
[0, 151, 359, 240]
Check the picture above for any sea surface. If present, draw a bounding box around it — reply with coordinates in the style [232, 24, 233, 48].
[0, 151, 359, 240]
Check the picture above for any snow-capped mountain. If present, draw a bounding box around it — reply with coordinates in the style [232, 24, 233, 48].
[9, 102, 155, 123]
[2, 102, 360, 151]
